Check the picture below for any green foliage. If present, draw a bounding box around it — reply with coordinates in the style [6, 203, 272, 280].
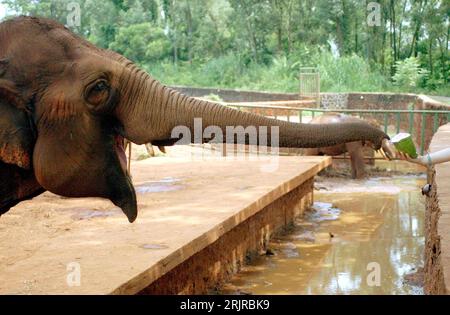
[149, 51, 390, 93]
[316, 52, 388, 92]
[109, 23, 170, 64]
[2, 0, 449, 95]
[392, 57, 429, 91]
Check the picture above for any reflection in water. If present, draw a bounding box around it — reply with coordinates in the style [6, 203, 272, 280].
[307, 202, 341, 222]
[221, 174, 426, 295]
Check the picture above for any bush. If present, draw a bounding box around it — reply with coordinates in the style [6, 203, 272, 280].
[392, 57, 429, 92]
[147, 51, 393, 93]
[109, 23, 171, 64]
[315, 52, 388, 92]
[150, 49, 389, 93]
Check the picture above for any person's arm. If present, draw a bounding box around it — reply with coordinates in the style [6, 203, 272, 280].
[398, 148, 450, 166]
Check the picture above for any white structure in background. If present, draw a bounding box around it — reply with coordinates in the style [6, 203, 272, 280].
[299, 67, 321, 107]
[328, 38, 340, 58]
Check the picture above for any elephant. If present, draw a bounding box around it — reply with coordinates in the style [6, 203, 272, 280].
[122, 140, 165, 174]
[303, 113, 383, 179]
[123, 140, 166, 158]
[0, 17, 393, 223]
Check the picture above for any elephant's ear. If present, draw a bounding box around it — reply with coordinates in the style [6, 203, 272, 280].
[0, 71, 35, 170]
[0, 61, 44, 216]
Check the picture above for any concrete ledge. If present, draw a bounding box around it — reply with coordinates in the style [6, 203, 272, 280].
[171, 85, 299, 102]
[425, 123, 450, 294]
[0, 156, 330, 294]
[139, 179, 313, 294]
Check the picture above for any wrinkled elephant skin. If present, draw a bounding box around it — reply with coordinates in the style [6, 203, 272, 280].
[304, 113, 391, 179]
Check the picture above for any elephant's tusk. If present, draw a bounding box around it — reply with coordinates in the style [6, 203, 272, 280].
[127, 143, 132, 175]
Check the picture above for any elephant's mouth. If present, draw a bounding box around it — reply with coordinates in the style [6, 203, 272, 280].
[111, 133, 137, 223]
[114, 135, 128, 174]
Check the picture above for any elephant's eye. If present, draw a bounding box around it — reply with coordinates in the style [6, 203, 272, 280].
[93, 81, 108, 92]
[86, 79, 110, 107]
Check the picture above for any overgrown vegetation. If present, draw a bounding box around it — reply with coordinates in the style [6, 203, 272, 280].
[148, 51, 392, 93]
[2, 0, 449, 95]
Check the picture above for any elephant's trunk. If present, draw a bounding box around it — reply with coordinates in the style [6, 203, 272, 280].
[115, 63, 389, 149]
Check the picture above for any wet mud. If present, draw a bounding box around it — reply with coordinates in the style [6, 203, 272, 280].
[135, 177, 184, 194]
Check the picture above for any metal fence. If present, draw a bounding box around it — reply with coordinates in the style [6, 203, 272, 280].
[227, 103, 450, 156]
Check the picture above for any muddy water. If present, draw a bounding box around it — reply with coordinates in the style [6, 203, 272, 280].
[221, 165, 426, 295]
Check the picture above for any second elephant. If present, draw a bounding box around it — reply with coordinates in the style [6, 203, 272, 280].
[303, 113, 382, 179]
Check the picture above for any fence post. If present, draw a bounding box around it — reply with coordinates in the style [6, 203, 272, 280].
[384, 113, 388, 134]
[396, 112, 401, 134]
[420, 113, 426, 155]
[408, 110, 414, 135]
[317, 72, 321, 107]
[298, 110, 303, 123]
[433, 113, 439, 133]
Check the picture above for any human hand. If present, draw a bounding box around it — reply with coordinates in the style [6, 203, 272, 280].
[397, 152, 428, 166]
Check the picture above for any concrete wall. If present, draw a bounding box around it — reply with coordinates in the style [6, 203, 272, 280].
[415, 96, 450, 152]
[425, 124, 450, 294]
[346, 93, 449, 151]
[320, 93, 349, 109]
[346, 92, 418, 110]
[171, 85, 300, 102]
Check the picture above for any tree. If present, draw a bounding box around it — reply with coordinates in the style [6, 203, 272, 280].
[2, 0, 448, 93]
[109, 23, 170, 64]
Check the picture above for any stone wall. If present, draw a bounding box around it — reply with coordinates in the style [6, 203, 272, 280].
[424, 124, 450, 294]
[347, 92, 418, 110]
[320, 93, 348, 109]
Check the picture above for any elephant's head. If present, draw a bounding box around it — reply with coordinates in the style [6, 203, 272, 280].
[0, 17, 391, 222]
[1, 17, 139, 221]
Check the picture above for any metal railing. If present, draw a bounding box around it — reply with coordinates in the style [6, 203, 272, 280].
[227, 103, 450, 155]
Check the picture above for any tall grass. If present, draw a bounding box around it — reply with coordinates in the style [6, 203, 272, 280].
[146, 51, 448, 95]
[315, 53, 388, 92]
